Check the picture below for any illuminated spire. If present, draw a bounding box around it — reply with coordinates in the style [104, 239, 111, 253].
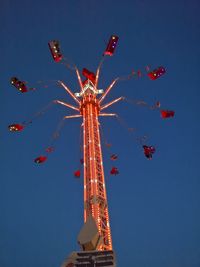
[59, 68, 123, 250]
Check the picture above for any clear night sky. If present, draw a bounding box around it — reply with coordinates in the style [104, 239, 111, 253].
[1, 1, 200, 266]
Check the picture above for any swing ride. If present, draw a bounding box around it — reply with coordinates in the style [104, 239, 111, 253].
[8, 35, 175, 258]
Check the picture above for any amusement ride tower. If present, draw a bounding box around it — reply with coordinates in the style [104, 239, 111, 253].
[10, 36, 121, 266]
[9, 36, 170, 267]
[58, 63, 122, 250]
[58, 64, 121, 266]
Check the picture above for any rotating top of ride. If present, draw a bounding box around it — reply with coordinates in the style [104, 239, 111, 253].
[77, 68, 104, 115]
[8, 34, 175, 168]
[75, 68, 103, 98]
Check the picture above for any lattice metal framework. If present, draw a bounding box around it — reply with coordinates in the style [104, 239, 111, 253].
[58, 67, 122, 251]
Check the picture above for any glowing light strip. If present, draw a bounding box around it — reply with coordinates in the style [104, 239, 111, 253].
[85, 109, 91, 219]
[85, 105, 91, 218]
[55, 100, 79, 111]
[64, 115, 82, 119]
[75, 67, 83, 92]
[90, 103, 99, 222]
[90, 103, 97, 218]
[87, 103, 94, 215]
[95, 57, 105, 90]
[83, 108, 88, 222]
[99, 113, 117, 117]
[99, 78, 119, 104]
[94, 106, 101, 233]
[95, 67, 100, 90]
[96, 113, 113, 250]
[100, 96, 124, 111]
[58, 80, 80, 105]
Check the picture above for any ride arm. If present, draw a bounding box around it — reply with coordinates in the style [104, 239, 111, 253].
[99, 113, 118, 117]
[75, 67, 83, 92]
[50, 115, 81, 141]
[99, 78, 119, 104]
[95, 58, 104, 90]
[58, 80, 80, 105]
[95, 66, 100, 90]
[54, 100, 79, 111]
[100, 96, 124, 111]
[64, 115, 82, 119]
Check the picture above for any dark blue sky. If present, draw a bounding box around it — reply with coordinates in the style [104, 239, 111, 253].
[1, 1, 200, 266]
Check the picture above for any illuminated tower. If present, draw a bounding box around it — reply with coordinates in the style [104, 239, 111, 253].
[58, 67, 122, 252]
[9, 36, 169, 267]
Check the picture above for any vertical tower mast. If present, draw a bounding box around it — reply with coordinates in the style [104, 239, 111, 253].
[59, 66, 122, 256]
[81, 86, 112, 251]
